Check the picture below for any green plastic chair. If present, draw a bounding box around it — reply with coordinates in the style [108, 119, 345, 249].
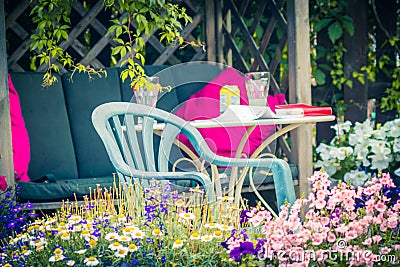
[92, 102, 296, 209]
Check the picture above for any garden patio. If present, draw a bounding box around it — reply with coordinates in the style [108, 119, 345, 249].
[0, 0, 399, 266]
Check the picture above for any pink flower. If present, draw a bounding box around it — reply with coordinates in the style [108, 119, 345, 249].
[0, 176, 7, 191]
[362, 238, 372, 246]
[326, 232, 336, 243]
[345, 230, 357, 241]
[314, 199, 326, 209]
[380, 246, 391, 254]
[392, 244, 400, 251]
[311, 233, 324, 246]
[375, 201, 386, 213]
[372, 235, 382, 244]
[316, 190, 327, 200]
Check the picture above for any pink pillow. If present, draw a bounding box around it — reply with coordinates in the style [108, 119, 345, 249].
[174, 67, 285, 158]
[8, 74, 30, 182]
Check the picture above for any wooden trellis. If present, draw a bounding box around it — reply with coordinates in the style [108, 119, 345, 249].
[4, 0, 312, 195]
[5, 0, 206, 72]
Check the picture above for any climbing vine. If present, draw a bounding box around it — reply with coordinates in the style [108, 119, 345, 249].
[310, 0, 399, 115]
[29, 0, 195, 88]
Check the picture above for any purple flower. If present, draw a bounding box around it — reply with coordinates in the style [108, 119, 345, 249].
[230, 241, 256, 262]
[240, 210, 251, 224]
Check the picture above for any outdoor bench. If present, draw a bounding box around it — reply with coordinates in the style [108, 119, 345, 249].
[10, 64, 298, 209]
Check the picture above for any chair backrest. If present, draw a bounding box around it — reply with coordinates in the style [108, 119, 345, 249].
[91, 102, 218, 183]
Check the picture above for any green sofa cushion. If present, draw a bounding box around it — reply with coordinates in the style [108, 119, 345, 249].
[10, 72, 79, 181]
[17, 176, 117, 201]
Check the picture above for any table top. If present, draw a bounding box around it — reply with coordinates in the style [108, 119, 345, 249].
[190, 115, 336, 128]
[148, 115, 336, 130]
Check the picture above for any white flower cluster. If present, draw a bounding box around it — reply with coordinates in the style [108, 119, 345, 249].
[315, 118, 400, 187]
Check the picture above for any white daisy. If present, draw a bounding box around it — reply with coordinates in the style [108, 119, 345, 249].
[105, 232, 120, 241]
[84, 256, 100, 266]
[204, 222, 220, 229]
[49, 254, 66, 262]
[201, 235, 213, 242]
[114, 247, 129, 258]
[152, 229, 163, 236]
[131, 229, 145, 239]
[178, 212, 195, 221]
[172, 239, 184, 248]
[189, 232, 200, 240]
[118, 235, 132, 242]
[75, 249, 87, 255]
[128, 243, 138, 252]
[108, 241, 123, 251]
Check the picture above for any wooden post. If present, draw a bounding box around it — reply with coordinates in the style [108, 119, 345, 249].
[287, 0, 312, 197]
[205, 0, 216, 62]
[0, 0, 15, 190]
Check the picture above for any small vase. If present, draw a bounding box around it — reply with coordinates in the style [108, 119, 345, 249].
[134, 76, 160, 107]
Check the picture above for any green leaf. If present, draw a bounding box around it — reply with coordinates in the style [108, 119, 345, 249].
[328, 21, 343, 44]
[313, 69, 326, 85]
[120, 47, 127, 58]
[116, 26, 123, 38]
[314, 18, 334, 32]
[345, 79, 353, 88]
[342, 19, 354, 36]
[111, 46, 122, 55]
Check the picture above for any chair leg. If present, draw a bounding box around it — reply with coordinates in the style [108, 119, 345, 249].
[271, 159, 296, 209]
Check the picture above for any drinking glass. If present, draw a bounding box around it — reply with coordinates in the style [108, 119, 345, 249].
[134, 76, 160, 107]
[245, 72, 270, 106]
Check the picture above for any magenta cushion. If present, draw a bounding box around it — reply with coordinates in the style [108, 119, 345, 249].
[8, 74, 31, 182]
[174, 67, 285, 157]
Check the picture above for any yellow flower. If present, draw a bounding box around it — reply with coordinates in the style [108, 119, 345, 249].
[81, 229, 91, 238]
[204, 222, 220, 229]
[128, 243, 138, 252]
[105, 232, 119, 241]
[178, 212, 195, 221]
[219, 224, 234, 231]
[109, 241, 123, 251]
[49, 254, 66, 262]
[115, 247, 129, 258]
[213, 230, 223, 238]
[54, 248, 63, 255]
[60, 231, 70, 240]
[117, 214, 127, 222]
[84, 256, 100, 266]
[190, 232, 200, 240]
[176, 199, 185, 207]
[131, 229, 145, 239]
[118, 235, 132, 242]
[201, 235, 213, 242]
[172, 239, 184, 248]
[88, 239, 97, 248]
[152, 228, 163, 236]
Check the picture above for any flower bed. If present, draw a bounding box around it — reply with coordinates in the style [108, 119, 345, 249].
[0, 182, 240, 266]
[0, 171, 399, 266]
[315, 118, 400, 186]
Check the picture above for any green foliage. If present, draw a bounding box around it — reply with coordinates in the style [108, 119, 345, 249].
[310, 0, 354, 93]
[103, 0, 193, 88]
[310, 0, 399, 115]
[29, 0, 194, 88]
[29, 0, 107, 87]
